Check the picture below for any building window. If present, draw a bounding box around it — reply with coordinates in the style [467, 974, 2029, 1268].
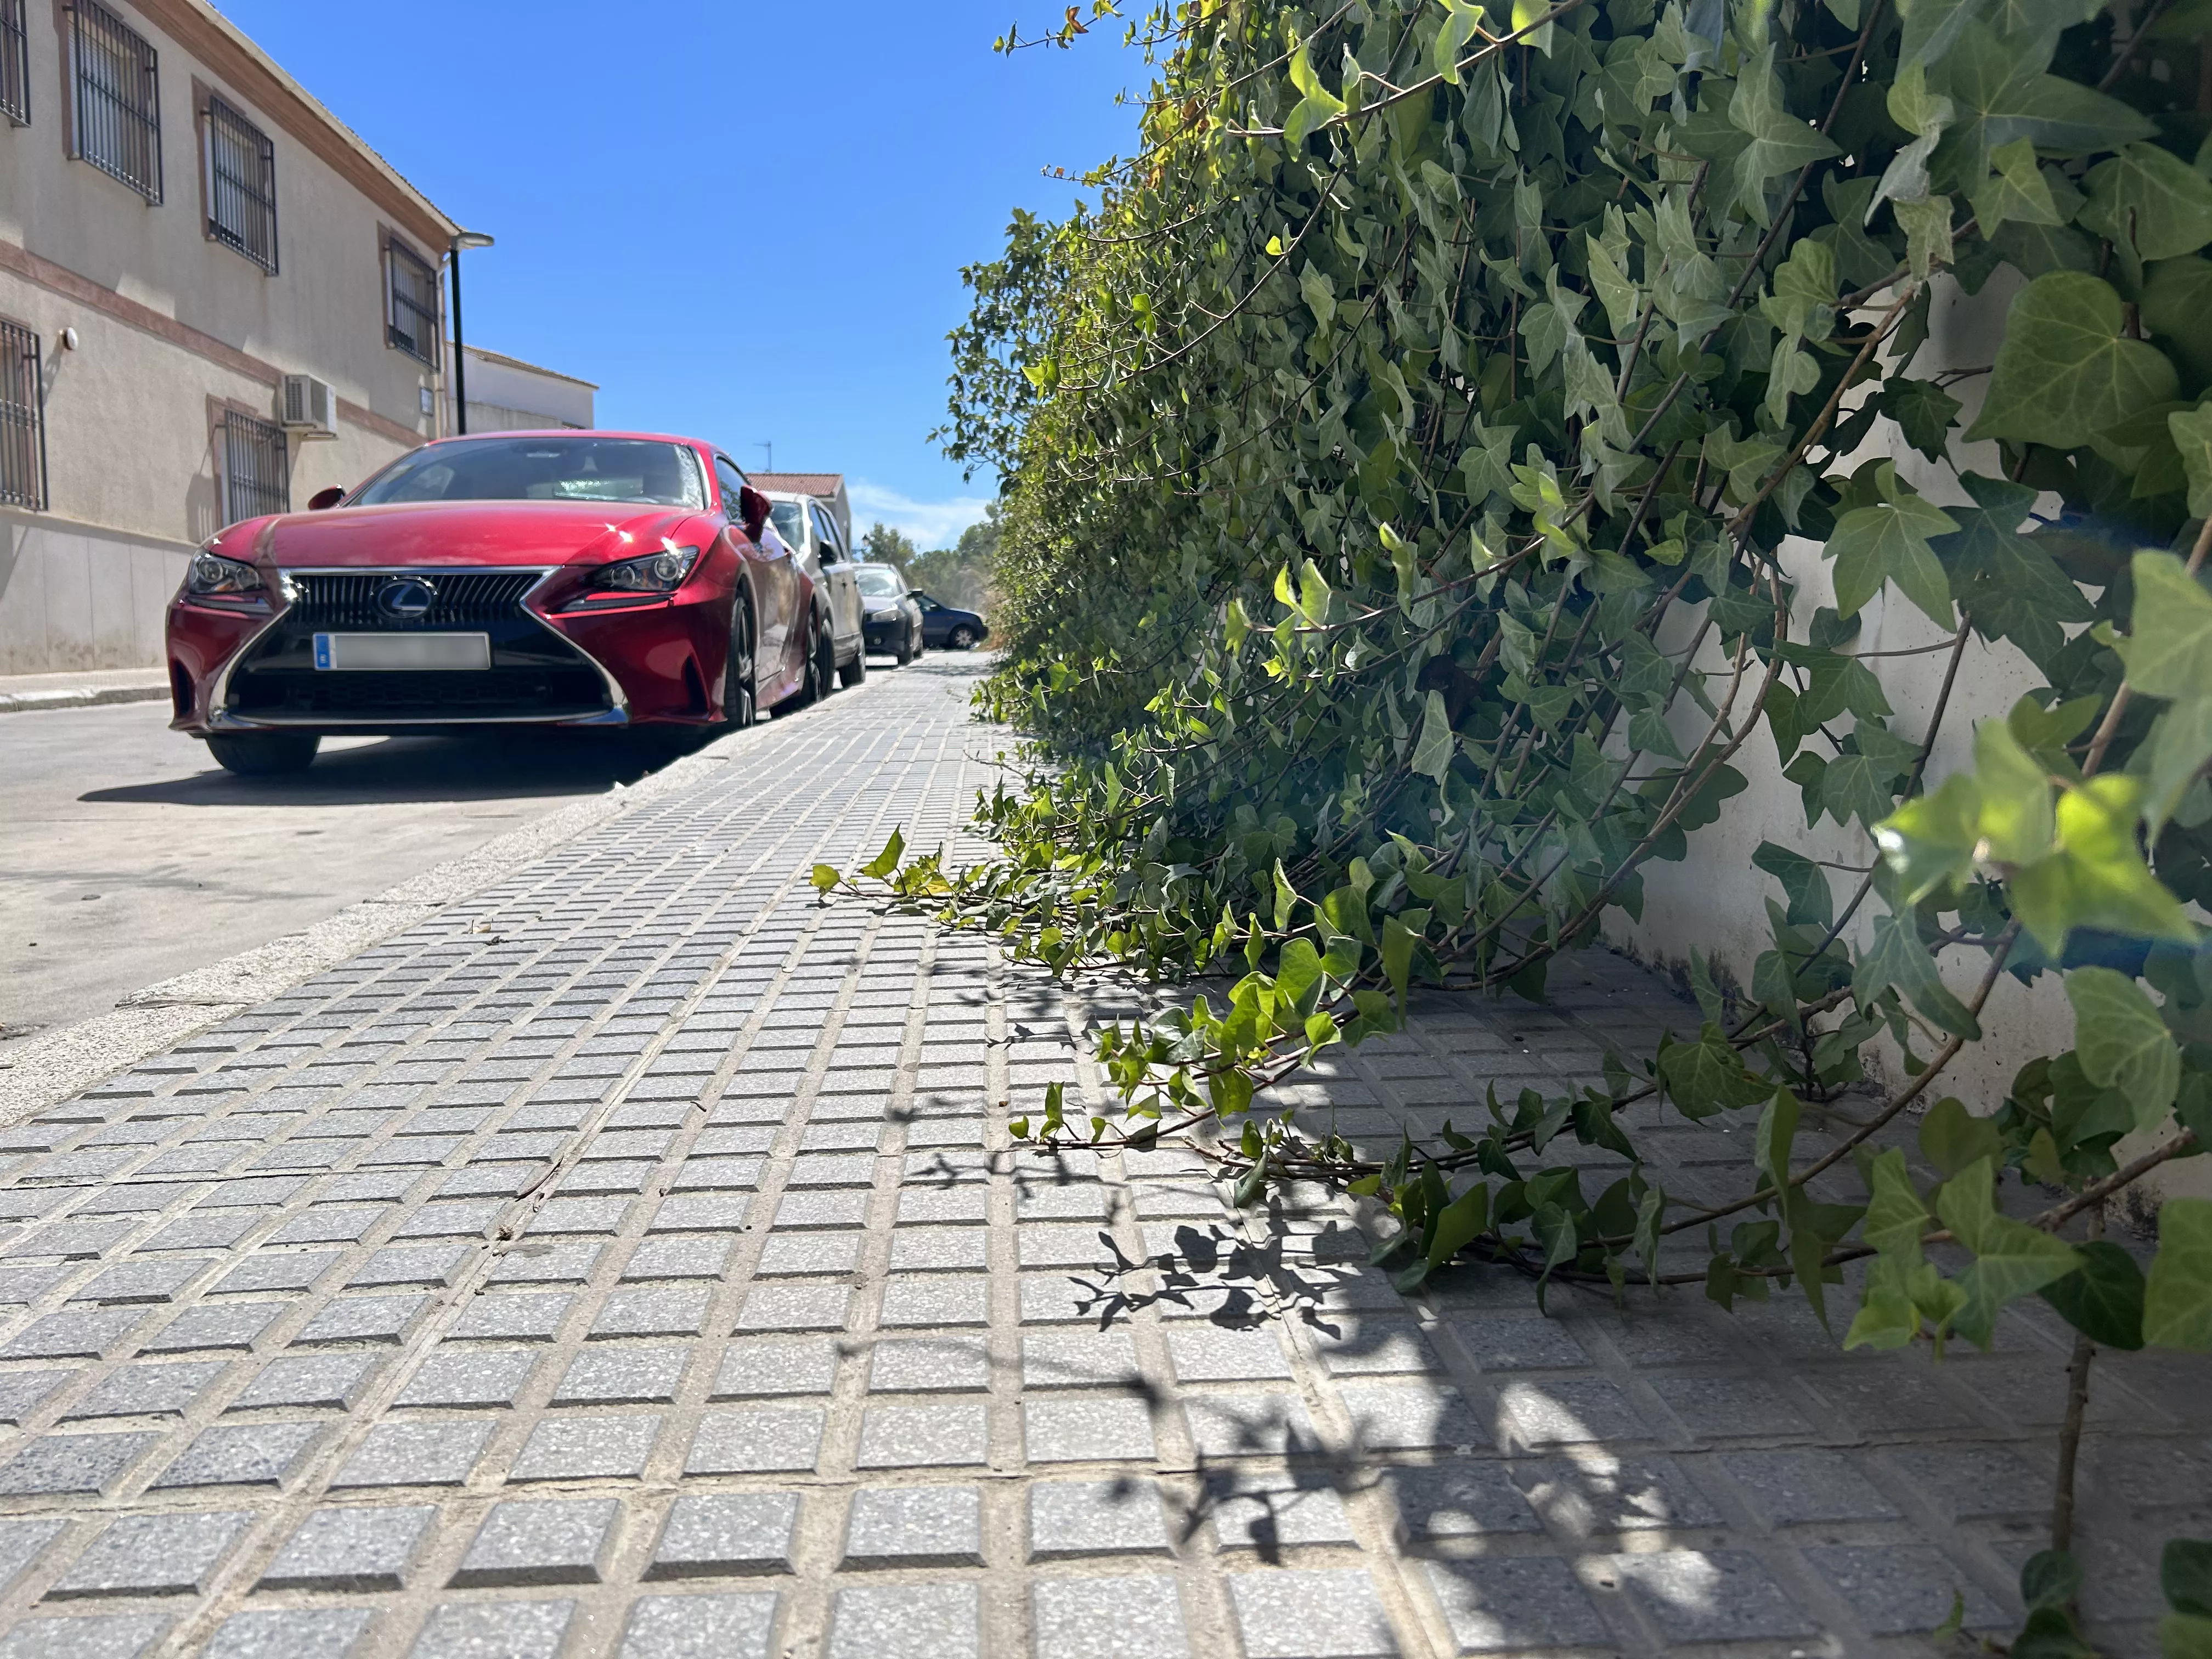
[2, 0, 29, 127]
[386, 241, 439, 366]
[69, 1, 162, 202]
[219, 409, 286, 524]
[0, 320, 46, 511]
[204, 95, 276, 272]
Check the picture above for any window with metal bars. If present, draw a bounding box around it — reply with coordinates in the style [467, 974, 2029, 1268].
[204, 95, 275, 272]
[70, 1, 162, 201]
[2, 0, 29, 126]
[386, 241, 438, 366]
[0, 321, 46, 511]
[220, 409, 287, 525]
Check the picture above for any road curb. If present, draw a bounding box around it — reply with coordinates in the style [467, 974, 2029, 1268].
[0, 669, 896, 1127]
[0, 684, 169, 715]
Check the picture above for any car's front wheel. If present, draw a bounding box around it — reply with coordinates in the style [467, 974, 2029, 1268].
[893, 625, 913, 667]
[206, 731, 319, 776]
[838, 640, 867, 687]
[723, 595, 757, 729]
[788, 612, 836, 708]
[947, 624, 978, 650]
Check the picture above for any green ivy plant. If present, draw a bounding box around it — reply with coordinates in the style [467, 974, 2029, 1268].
[823, 0, 2212, 1639]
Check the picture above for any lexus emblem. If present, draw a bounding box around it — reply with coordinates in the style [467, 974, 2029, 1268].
[376, 576, 437, 620]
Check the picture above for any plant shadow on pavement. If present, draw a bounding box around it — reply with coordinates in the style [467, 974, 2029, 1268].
[78, 727, 712, 808]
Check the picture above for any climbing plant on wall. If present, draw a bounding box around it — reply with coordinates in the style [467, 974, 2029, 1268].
[826, 0, 2212, 1639]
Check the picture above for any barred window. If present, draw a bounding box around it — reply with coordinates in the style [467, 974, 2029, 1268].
[2, 0, 29, 127]
[386, 241, 439, 366]
[220, 409, 287, 525]
[204, 95, 276, 272]
[0, 320, 46, 511]
[69, 1, 162, 202]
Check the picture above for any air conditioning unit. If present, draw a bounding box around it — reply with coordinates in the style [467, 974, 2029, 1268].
[278, 373, 338, 439]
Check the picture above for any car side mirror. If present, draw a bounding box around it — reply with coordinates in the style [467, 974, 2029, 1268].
[909, 589, 925, 600]
[307, 487, 346, 511]
[736, 486, 770, 541]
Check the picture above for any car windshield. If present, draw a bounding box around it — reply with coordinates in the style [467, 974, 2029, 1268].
[769, 502, 804, 546]
[854, 565, 907, 597]
[354, 438, 707, 509]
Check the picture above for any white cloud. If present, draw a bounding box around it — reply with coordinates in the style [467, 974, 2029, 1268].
[848, 479, 993, 551]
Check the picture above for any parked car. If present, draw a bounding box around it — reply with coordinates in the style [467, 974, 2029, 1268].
[854, 562, 925, 664]
[166, 430, 837, 775]
[914, 591, 989, 651]
[766, 492, 866, 687]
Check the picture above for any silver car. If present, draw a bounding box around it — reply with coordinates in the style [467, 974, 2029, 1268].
[766, 493, 867, 687]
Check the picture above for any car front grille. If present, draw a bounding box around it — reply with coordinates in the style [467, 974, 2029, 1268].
[229, 667, 607, 719]
[285, 570, 540, 629]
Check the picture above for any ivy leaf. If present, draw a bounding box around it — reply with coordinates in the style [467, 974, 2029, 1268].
[2116, 551, 2212, 700]
[1968, 273, 2181, 450]
[2067, 966, 2181, 1133]
[2080, 143, 2212, 264]
[1828, 493, 1960, 627]
[1855, 910, 1983, 1039]
[1822, 724, 1917, 831]
[2143, 1198, 2212, 1350]
[1299, 263, 1337, 329]
[1943, 477, 2094, 669]
[2170, 404, 2212, 520]
[1728, 46, 1842, 222]
[1657, 1023, 1776, 1119]
[1880, 379, 1965, 463]
[1432, 0, 1484, 83]
[2146, 696, 2212, 840]
[860, 829, 906, 880]
[2038, 1239, 2147, 1349]
[2145, 259, 2212, 387]
[1752, 840, 1836, 929]
[1973, 716, 2057, 866]
[2168, 1536, 2212, 1618]
[1412, 690, 1454, 783]
[1425, 1180, 1491, 1269]
[1968, 136, 2065, 236]
[1930, 22, 2155, 188]
[1935, 1156, 2081, 1348]
[2010, 776, 2199, 952]
[1877, 772, 1982, 904]
[1920, 1096, 2003, 1176]
[1283, 40, 1346, 147]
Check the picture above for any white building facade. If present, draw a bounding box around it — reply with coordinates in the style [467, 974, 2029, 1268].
[0, 0, 461, 673]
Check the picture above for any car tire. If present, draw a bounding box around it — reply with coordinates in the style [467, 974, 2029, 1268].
[723, 594, 757, 729]
[838, 642, 867, 687]
[789, 613, 835, 708]
[206, 731, 319, 776]
[947, 624, 978, 650]
[894, 628, 913, 667]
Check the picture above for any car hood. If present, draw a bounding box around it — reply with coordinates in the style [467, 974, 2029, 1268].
[251, 501, 707, 569]
[860, 594, 909, 614]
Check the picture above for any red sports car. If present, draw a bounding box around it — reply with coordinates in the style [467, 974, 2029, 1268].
[165, 431, 837, 775]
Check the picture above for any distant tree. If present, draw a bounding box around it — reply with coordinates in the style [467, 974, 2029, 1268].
[860, 522, 920, 566]
[907, 501, 1001, 616]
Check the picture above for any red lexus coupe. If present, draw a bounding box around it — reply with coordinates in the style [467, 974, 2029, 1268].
[165, 431, 837, 775]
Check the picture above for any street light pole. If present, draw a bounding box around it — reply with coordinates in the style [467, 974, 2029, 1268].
[448, 231, 495, 437]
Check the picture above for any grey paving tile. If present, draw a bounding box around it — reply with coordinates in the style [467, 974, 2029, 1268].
[1605, 1549, 1820, 1641]
[394, 1348, 539, 1410]
[1803, 1543, 2011, 1634]
[1379, 1462, 1542, 1539]
[856, 1402, 990, 1469]
[1204, 1469, 1358, 1549]
[685, 1407, 827, 1475]
[508, 1414, 662, 1481]
[0, 1614, 170, 1659]
[555, 1346, 689, 1406]
[1031, 1576, 1190, 1659]
[647, 1492, 800, 1579]
[1023, 1397, 1155, 1463]
[228, 1351, 382, 1412]
[869, 1336, 991, 1394]
[617, 1593, 780, 1659]
[151, 1420, 323, 1488]
[407, 1599, 573, 1659]
[333, 1420, 493, 1488]
[1028, 1479, 1173, 1560]
[48, 1510, 253, 1598]
[204, 1607, 374, 1658]
[1227, 1568, 1398, 1657]
[1423, 1558, 1609, 1652]
[453, 1497, 620, 1586]
[0, 1370, 76, 1424]
[261, 1505, 437, 1590]
[293, 1294, 431, 1347]
[450, 1293, 573, 1344]
[827, 1582, 977, 1659]
[712, 1338, 839, 1399]
[0, 1520, 62, 1592]
[843, 1485, 983, 1567]
[65, 1359, 227, 1420]
[1715, 1448, 1903, 1525]
[0, 1431, 156, 1495]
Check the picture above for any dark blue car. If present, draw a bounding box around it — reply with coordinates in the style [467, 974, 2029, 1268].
[915, 591, 989, 650]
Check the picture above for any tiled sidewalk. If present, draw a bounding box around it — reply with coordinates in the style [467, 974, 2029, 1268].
[0, 657, 2200, 1658]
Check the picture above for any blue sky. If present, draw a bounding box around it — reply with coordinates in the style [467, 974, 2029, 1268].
[215, 2, 1146, 548]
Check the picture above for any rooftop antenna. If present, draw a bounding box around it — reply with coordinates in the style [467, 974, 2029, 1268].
[754, 443, 773, 474]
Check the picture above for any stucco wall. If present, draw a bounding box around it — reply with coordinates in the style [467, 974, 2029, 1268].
[1609, 271, 2210, 1212]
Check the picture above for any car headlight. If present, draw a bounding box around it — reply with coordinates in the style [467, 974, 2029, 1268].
[184, 551, 268, 603]
[590, 546, 699, 594]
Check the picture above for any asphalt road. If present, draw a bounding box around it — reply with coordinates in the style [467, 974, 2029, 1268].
[0, 699, 697, 1054]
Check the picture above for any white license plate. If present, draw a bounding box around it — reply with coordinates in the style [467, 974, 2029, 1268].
[312, 633, 491, 671]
